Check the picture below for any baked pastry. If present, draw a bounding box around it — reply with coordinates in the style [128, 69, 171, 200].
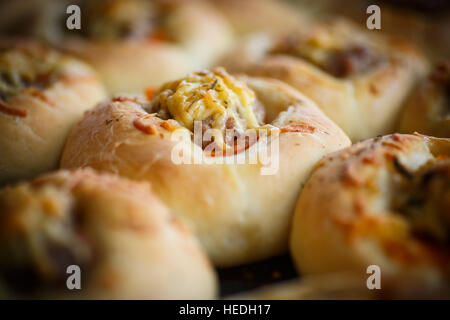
[230, 273, 371, 300]
[293, 0, 449, 63]
[291, 133, 450, 279]
[0, 0, 49, 36]
[0, 42, 106, 186]
[60, 67, 351, 267]
[399, 61, 450, 138]
[230, 272, 450, 300]
[211, 0, 309, 35]
[224, 18, 429, 141]
[31, 0, 233, 94]
[426, 13, 450, 63]
[0, 169, 217, 299]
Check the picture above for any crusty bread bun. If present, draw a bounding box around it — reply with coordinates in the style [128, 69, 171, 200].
[0, 42, 106, 186]
[211, 0, 309, 35]
[399, 61, 450, 138]
[223, 18, 429, 142]
[291, 133, 450, 280]
[31, 0, 233, 94]
[61, 67, 351, 267]
[0, 169, 217, 299]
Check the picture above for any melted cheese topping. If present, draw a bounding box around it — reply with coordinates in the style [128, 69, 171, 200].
[0, 47, 61, 100]
[150, 68, 263, 149]
[271, 21, 379, 78]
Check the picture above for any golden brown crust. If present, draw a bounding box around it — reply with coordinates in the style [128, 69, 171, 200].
[399, 61, 450, 138]
[61, 70, 351, 267]
[291, 133, 450, 279]
[0, 168, 217, 299]
[0, 42, 106, 186]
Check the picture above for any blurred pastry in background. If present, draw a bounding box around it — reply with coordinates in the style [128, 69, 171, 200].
[291, 133, 450, 281]
[426, 14, 450, 62]
[399, 61, 450, 138]
[0, 41, 106, 186]
[224, 18, 429, 142]
[60, 68, 350, 268]
[211, 0, 310, 36]
[58, 0, 233, 94]
[229, 272, 450, 299]
[230, 273, 373, 300]
[289, 0, 449, 63]
[0, 0, 49, 37]
[0, 0, 233, 94]
[0, 169, 217, 299]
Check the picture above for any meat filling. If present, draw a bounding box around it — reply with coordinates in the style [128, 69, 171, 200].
[392, 159, 450, 245]
[324, 45, 378, 78]
[270, 31, 380, 78]
[148, 68, 267, 150]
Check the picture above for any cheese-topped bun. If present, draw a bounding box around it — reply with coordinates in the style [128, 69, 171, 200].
[0, 42, 106, 186]
[61, 68, 351, 267]
[223, 18, 429, 142]
[291, 133, 450, 280]
[399, 61, 450, 138]
[36, 0, 233, 94]
[0, 169, 217, 299]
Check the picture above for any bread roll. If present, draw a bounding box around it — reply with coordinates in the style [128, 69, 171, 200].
[399, 61, 450, 138]
[0, 42, 106, 186]
[61, 67, 351, 267]
[33, 0, 233, 94]
[0, 169, 217, 299]
[291, 133, 450, 280]
[224, 18, 429, 141]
